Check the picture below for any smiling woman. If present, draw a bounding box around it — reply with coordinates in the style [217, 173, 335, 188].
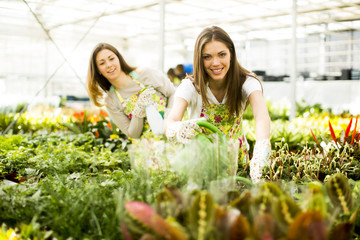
[164, 26, 272, 184]
[86, 43, 175, 139]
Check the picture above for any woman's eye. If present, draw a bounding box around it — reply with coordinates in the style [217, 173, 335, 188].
[203, 55, 211, 60]
[99, 62, 104, 65]
[219, 52, 226, 57]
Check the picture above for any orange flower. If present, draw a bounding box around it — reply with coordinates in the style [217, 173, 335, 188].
[80, 111, 85, 122]
[73, 112, 80, 119]
[94, 130, 99, 138]
[73, 111, 85, 122]
[100, 110, 109, 118]
[87, 114, 100, 124]
[107, 122, 112, 130]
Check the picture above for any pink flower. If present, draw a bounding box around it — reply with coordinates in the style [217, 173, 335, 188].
[214, 115, 223, 123]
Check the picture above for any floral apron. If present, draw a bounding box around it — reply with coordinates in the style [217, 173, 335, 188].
[112, 71, 167, 138]
[199, 103, 249, 163]
[112, 71, 169, 170]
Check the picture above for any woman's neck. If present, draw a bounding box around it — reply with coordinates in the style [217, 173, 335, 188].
[112, 72, 133, 89]
[208, 80, 226, 103]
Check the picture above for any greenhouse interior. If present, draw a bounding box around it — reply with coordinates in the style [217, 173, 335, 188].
[1, 0, 360, 239]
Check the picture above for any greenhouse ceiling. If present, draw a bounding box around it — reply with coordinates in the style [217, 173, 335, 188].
[1, 0, 360, 46]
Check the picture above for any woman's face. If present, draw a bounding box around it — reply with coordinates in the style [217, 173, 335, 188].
[202, 40, 231, 83]
[96, 49, 122, 82]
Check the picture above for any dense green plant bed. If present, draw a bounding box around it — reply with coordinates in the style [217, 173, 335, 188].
[1, 102, 359, 239]
[1, 101, 349, 152]
[0, 133, 188, 239]
[1, 130, 360, 239]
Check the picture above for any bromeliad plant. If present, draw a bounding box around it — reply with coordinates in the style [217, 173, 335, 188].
[260, 115, 360, 183]
[318, 115, 360, 160]
[120, 174, 360, 240]
[311, 115, 360, 179]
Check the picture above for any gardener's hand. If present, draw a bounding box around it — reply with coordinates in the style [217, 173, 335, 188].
[132, 88, 157, 118]
[166, 119, 203, 144]
[250, 139, 271, 184]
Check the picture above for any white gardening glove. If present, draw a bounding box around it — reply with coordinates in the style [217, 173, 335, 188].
[132, 88, 157, 118]
[166, 119, 203, 144]
[250, 139, 271, 184]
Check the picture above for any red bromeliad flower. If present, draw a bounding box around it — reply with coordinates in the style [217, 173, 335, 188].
[310, 129, 320, 146]
[350, 115, 358, 145]
[328, 120, 337, 145]
[344, 118, 353, 145]
[323, 116, 359, 147]
[312, 116, 360, 149]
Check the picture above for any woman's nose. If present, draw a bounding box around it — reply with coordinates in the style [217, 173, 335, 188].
[105, 61, 112, 68]
[212, 57, 220, 65]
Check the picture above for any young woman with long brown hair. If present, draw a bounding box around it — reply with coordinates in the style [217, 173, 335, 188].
[164, 26, 271, 183]
[87, 42, 175, 139]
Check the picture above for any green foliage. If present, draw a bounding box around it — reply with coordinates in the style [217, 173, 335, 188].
[260, 141, 360, 183]
[62, 110, 130, 151]
[0, 133, 189, 239]
[1, 102, 360, 239]
[0, 133, 130, 182]
[243, 99, 350, 122]
[243, 101, 289, 121]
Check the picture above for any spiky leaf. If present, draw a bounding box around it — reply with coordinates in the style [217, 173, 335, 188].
[273, 195, 301, 229]
[304, 186, 327, 217]
[229, 190, 253, 218]
[260, 182, 283, 197]
[326, 173, 353, 214]
[123, 201, 157, 237]
[252, 213, 277, 240]
[229, 214, 251, 240]
[151, 215, 188, 240]
[287, 211, 327, 240]
[188, 191, 215, 240]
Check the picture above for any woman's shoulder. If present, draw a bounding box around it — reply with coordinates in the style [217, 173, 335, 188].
[178, 78, 195, 89]
[134, 67, 160, 77]
[134, 67, 146, 75]
[135, 67, 166, 83]
[103, 90, 116, 105]
[242, 75, 262, 95]
[175, 78, 198, 103]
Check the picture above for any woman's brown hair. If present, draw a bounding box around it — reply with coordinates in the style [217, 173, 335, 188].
[192, 26, 260, 116]
[86, 43, 135, 107]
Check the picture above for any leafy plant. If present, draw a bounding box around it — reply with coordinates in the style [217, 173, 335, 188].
[63, 110, 130, 151]
[120, 174, 360, 240]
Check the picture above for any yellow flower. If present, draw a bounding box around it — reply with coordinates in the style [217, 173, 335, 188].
[158, 105, 165, 112]
[110, 134, 119, 139]
[0, 228, 19, 240]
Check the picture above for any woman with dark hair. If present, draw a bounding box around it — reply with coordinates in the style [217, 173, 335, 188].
[164, 26, 271, 183]
[87, 42, 175, 139]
